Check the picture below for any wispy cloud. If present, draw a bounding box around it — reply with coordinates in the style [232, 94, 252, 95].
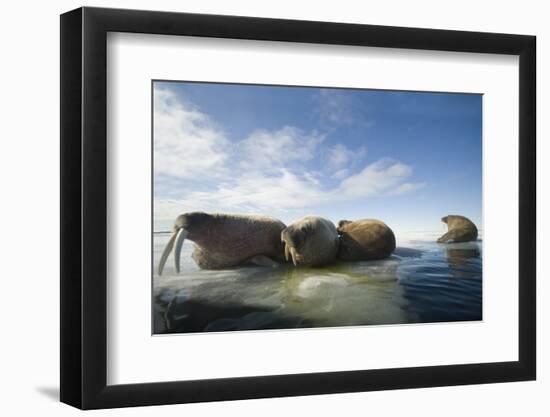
[314, 89, 355, 126]
[185, 169, 328, 211]
[154, 86, 425, 221]
[388, 182, 427, 195]
[172, 160, 422, 212]
[326, 143, 367, 171]
[332, 169, 350, 180]
[154, 87, 229, 179]
[239, 126, 325, 172]
[338, 159, 411, 198]
[313, 89, 376, 128]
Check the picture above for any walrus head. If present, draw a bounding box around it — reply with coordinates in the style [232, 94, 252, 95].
[280, 216, 339, 267]
[437, 214, 478, 243]
[158, 212, 210, 275]
[280, 224, 308, 266]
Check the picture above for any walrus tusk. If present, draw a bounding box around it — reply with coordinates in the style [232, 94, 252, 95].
[158, 231, 179, 276]
[289, 246, 298, 267]
[284, 243, 290, 261]
[174, 228, 188, 273]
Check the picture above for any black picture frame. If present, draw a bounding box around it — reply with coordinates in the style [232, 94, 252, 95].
[60, 6, 536, 410]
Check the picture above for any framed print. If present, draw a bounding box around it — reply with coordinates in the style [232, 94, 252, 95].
[60, 6, 536, 409]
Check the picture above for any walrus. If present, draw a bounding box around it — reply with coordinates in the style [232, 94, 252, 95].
[280, 216, 339, 267]
[157, 212, 286, 274]
[437, 215, 478, 243]
[337, 219, 396, 261]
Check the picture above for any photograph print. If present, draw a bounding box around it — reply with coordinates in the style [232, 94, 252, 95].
[152, 80, 482, 334]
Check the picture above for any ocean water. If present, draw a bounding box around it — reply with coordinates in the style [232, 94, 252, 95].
[153, 231, 482, 334]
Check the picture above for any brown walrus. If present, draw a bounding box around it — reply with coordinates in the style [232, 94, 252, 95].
[337, 219, 396, 261]
[437, 215, 478, 243]
[281, 216, 339, 267]
[157, 212, 286, 274]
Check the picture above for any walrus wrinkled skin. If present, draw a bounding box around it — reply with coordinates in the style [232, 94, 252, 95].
[158, 212, 286, 274]
[337, 219, 396, 261]
[281, 216, 339, 267]
[437, 215, 478, 243]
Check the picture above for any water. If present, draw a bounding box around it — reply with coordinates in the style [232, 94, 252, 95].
[153, 231, 482, 334]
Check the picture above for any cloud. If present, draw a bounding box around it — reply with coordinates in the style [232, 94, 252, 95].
[314, 89, 376, 128]
[326, 143, 367, 171]
[388, 182, 427, 195]
[332, 168, 350, 180]
[315, 89, 354, 126]
[154, 86, 229, 179]
[157, 159, 422, 218]
[184, 169, 329, 211]
[338, 159, 411, 198]
[239, 126, 325, 172]
[154, 86, 425, 221]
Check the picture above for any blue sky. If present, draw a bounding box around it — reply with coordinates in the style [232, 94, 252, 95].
[153, 81, 482, 233]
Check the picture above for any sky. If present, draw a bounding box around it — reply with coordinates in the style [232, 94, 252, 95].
[153, 81, 482, 233]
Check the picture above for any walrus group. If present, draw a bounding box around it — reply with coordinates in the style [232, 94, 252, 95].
[157, 212, 478, 275]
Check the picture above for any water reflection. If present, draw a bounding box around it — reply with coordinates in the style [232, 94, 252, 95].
[443, 242, 482, 279]
[153, 234, 482, 334]
[278, 259, 411, 327]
